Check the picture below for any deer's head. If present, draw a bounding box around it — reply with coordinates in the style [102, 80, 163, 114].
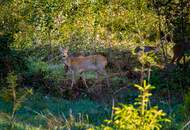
[59, 47, 69, 58]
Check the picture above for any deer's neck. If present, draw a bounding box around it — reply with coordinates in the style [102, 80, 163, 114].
[63, 57, 71, 66]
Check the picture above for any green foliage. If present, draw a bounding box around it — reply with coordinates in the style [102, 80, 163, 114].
[184, 92, 190, 116]
[151, 65, 190, 93]
[24, 58, 68, 97]
[0, 72, 32, 129]
[178, 91, 190, 121]
[137, 51, 158, 66]
[98, 81, 170, 130]
[0, 0, 190, 129]
[0, 92, 110, 129]
[0, 0, 163, 51]
[0, 33, 27, 82]
[167, 91, 190, 130]
[0, 33, 13, 78]
[27, 58, 49, 75]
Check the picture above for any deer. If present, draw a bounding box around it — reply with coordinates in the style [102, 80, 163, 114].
[171, 39, 190, 64]
[59, 47, 110, 88]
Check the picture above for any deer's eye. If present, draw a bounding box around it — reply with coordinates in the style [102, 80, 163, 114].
[60, 53, 65, 57]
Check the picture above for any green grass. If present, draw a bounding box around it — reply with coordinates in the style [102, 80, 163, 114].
[0, 93, 110, 130]
[0, 92, 184, 130]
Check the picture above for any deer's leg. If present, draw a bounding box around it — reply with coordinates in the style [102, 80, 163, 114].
[104, 71, 110, 87]
[94, 71, 101, 86]
[96, 72, 99, 81]
[98, 69, 110, 87]
[96, 72, 98, 80]
[183, 55, 186, 64]
[176, 55, 183, 64]
[171, 56, 176, 64]
[81, 73, 88, 88]
[71, 71, 76, 88]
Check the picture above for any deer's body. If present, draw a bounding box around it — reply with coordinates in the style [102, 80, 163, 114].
[65, 55, 107, 73]
[171, 43, 190, 64]
[60, 47, 109, 87]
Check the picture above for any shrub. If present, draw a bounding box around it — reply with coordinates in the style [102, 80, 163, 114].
[0, 72, 32, 129]
[184, 92, 190, 117]
[24, 58, 66, 95]
[95, 81, 170, 130]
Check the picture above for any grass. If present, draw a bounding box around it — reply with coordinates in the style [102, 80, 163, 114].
[0, 92, 110, 130]
[0, 69, 188, 130]
[0, 90, 186, 130]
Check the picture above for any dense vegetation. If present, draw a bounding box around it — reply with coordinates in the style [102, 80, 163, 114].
[0, 0, 190, 129]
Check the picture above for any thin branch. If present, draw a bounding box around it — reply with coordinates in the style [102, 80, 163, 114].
[181, 119, 190, 130]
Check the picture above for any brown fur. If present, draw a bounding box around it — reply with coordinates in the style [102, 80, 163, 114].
[66, 55, 107, 72]
[59, 47, 109, 87]
[171, 43, 190, 64]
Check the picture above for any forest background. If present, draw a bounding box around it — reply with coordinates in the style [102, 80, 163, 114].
[0, 0, 190, 129]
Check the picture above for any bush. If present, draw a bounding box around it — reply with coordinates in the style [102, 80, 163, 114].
[95, 81, 170, 130]
[0, 72, 32, 129]
[23, 58, 70, 97]
[0, 33, 27, 80]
